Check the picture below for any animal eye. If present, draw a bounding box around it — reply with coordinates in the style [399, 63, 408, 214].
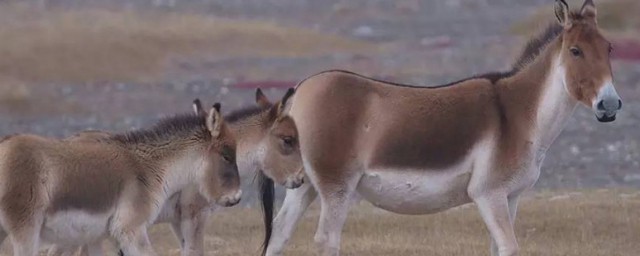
[221, 146, 234, 163]
[282, 136, 295, 147]
[608, 45, 614, 54]
[223, 154, 232, 163]
[569, 47, 582, 57]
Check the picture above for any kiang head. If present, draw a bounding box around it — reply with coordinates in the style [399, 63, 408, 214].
[249, 88, 304, 189]
[554, 0, 622, 122]
[195, 101, 241, 207]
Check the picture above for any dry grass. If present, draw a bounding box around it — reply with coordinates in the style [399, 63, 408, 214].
[192, 189, 640, 256]
[510, 0, 640, 36]
[0, 190, 637, 255]
[0, 3, 373, 85]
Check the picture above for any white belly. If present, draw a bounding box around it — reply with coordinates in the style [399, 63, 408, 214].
[357, 167, 472, 215]
[41, 210, 111, 246]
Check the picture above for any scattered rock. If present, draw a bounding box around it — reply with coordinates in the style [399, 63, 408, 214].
[420, 36, 453, 49]
[623, 174, 640, 182]
[549, 194, 571, 201]
[220, 86, 229, 95]
[353, 25, 375, 38]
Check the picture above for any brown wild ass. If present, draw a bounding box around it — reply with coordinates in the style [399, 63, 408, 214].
[47, 89, 303, 256]
[263, 1, 622, 256]
[0, 104, 242, 256]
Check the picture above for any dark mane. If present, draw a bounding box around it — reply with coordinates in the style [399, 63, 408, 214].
[511, 23, 564, 72]
[225, 105, 271, 123]
[112, 113, 208, 144]
[303, 23, 564, 89]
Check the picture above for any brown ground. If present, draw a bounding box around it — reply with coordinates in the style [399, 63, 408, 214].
[2, 190, 635, 256]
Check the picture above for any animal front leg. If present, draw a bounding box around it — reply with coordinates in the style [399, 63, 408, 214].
[266, 182, 318, 256]
[179, 211, 209, 256]
[116, 228, 157, 256]
[474, 194, 519, 256]
[489, 193, 521, 255]
[170, 221, 184, 249]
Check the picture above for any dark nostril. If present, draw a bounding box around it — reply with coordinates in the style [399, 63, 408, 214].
[618, 99, 623, 110]
[599, 99, 623, 111]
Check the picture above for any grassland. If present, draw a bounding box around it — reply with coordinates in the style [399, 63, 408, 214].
[169, 189, 640, 256]
[0, 3, 373, 85]
[510, 0, 640, 37]
[2, 190, 632, 256]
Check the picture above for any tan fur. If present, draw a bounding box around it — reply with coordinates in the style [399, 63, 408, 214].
[0, 107, 240, 256]
[48, 90, 305, 256]
[266, 1, 620, 256]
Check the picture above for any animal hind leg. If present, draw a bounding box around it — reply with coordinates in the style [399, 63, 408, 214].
[313, 173, 361, 256]
[266, 182, 318, 256]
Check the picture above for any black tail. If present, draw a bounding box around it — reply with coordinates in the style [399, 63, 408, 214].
[258, 171, 275, 256]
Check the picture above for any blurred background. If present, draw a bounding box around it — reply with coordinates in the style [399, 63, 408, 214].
[0, 0, 638, 201]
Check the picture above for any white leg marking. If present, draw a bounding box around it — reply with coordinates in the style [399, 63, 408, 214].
[170, 221, 184, 249]
[117, 227, 156, 256]
[180, 211, 208, 256]
[490, 193, 521, 256]
[266, 182, 318, 256]
[474, 194, 519, 256]
[313, 175, 361, 256]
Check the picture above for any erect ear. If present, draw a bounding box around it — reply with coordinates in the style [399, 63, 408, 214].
[255, 88, 271, 109]
[275, 88, 295, 118]
[580, 0, 596, 19]
[206, 103, 223, 138]
[192, 98, 206, 117]
[554, 0, 571, 28]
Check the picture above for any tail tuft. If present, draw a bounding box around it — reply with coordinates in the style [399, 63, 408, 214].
[258, 172, 275, 256]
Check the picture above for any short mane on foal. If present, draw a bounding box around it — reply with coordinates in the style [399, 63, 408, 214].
[224, 105, 271, 124]
[111, 113, 210, 144]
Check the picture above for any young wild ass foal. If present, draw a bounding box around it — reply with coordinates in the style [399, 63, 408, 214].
[48, 89, 304, 256]
[0, 104, 242, 256]
[264, 1, 622, 256]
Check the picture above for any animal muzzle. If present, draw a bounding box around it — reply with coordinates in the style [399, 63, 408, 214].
[283, 170, 305, 189]
[217, 189, 242, 207]
[594, 83, 622, 123]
